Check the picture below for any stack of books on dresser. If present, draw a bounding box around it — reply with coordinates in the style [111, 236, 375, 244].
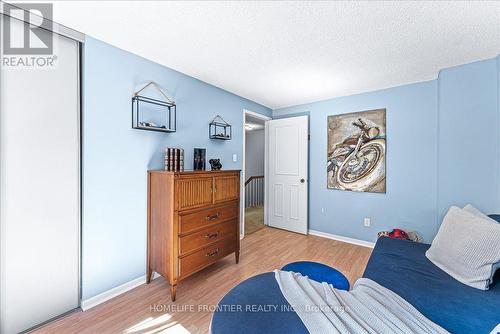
[164, 148, 184, 171]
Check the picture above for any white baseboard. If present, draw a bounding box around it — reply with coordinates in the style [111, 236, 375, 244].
[81, 273, 160, 311]
[308, 229, 375, 248]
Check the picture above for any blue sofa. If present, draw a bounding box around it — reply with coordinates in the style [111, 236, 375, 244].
[364, 237, 500, 334]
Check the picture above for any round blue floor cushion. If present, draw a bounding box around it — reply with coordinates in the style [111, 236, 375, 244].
[211, 272, 308, 334]
[210, 265, 350, 334]
[281, 261, 350, 290]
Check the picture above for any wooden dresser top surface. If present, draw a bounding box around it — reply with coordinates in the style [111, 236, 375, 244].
[148, 169, 241, 175]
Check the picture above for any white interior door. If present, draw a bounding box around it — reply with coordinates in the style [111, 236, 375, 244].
[0, 17, 80, 333]
[267, 116, 308, 234]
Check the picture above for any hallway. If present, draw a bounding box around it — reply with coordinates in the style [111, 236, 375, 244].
[244, 206, 265, 235]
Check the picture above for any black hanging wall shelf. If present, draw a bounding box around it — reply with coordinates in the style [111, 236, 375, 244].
[209, 115, 232, 140]
[132, 81, 176, 133]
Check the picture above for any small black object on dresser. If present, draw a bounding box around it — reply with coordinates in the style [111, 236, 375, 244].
[209, 159, 222, 170]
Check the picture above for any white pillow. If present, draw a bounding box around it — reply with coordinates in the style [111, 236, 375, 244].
[463, 204, 498, 224]
[463, 204, 500, 284]
[425, 206, 500, 290]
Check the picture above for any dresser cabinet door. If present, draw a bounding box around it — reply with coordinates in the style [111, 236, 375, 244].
[177, 177, 213, 210]
[214, 175, 239, 203]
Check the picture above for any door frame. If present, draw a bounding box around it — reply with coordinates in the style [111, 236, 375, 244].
[241, 109, 271, 239]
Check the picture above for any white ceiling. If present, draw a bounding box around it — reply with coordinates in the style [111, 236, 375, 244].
[48, 1, 500, 109]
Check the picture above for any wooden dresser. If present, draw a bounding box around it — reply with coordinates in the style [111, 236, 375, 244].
[146, 170, 240, 301]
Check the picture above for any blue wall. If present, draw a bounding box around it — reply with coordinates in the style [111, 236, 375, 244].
[437, 58, 499, 222]
[82, 37, 270, 300]
[274, 82, 439, 243]
[274, 55, 500, 244]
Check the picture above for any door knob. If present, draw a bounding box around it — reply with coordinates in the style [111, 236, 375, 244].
[300, 178, 305, 183]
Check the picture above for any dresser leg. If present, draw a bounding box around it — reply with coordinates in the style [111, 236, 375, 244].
[171, 285, 177, 302]
[235, 250, 240, 264]
[146, 267, 153, 284]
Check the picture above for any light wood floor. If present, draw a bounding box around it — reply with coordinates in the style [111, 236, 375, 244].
[244, 206, 265, 235]
[34, 227, 372, 334]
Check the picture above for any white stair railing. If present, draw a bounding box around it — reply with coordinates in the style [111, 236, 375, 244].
[244, 176, 264, 208]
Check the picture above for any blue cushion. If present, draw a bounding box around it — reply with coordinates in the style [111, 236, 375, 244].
[281, 261, 350, 290]
[488, 214, 500, 223]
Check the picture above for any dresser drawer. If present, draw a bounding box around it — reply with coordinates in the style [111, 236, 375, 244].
[179, 237, 237, 278]
[179, 220, 237, 256]
[179, 203, 238, 235]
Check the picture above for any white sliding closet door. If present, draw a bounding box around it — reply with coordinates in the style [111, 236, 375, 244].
[0, 16, 80, 333]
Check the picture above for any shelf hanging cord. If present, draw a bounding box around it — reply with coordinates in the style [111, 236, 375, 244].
[134, 81, 175, 104]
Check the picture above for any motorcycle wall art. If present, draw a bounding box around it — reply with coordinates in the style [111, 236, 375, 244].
[327, 109, 386, 193]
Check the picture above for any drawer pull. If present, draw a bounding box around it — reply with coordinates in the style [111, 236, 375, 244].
[205, 232, 219, 239]
[206, 249, 219, 257]
[205, 213, 220, 221]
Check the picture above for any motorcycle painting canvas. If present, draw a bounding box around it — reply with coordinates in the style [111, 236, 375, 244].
[327, 109, 386, 193]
